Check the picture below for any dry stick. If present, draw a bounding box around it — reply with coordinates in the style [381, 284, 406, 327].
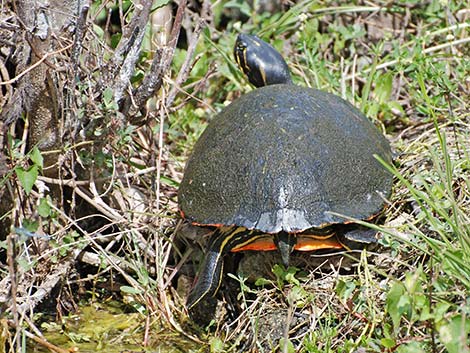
[68, 0, 90, 133]
[155, 98, 169, 319]
[122, 46, 163, 116]
[282, 301, 294, 353]
[73, 184, 123, 220]
[53, 204, 143, 290]
[351, 54, 357, 104]
[143, 313, 151, 347]
[0, 58, 12, 101]
[40, 179, 157, 268]
[155, 101, 166, 215]
[72, 248, 144, 274]
[37, 165, 159, 186]
[108, 0, 152, 73]
[0, 44, 73, 86]
[168, 0, 211, 107]
[16, 259, 73, 315]
[115, 31, 151, 104]
[22, 329, 72, 353]
[159, 227, 178, 289]
[38, 175, 128, 222]
[21, 315, 44, 343]
[340, 56, 346, 99]
[163, 247, 192, 289]
[89, 152, 116, 200]
[4, 239, 73, 349]
[167, 64, 217, 114]
[6, 234, 18, 327]
[117, 0, 125, 34]
[227, 295, 265, 342]
[165, 9, 208, 107]
[165, 0, 187, 68]
[40, 180, 156, 261]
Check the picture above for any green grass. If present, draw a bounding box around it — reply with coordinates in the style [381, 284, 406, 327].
[2, 0, 469, 352]
[163, 1, 470, 352]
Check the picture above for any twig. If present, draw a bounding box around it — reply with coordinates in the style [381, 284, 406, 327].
[155, 95, 166, 213]
[73, 248, 142, 273]
[6, 233, 18, 327]
[165, 0, 209, 107]
[37, 165, 159, 186]
[0, 58, 12, 105]
[16, 259, 72, 315]
[166, 65, 216, 113]
[0, 44, 73, 86]
[73, 185, 123, 221]
[51, 204, 144, 290]
[17, 326, 73, 353]
[163, 248, 192, 289]
[122, 0, 188, 117]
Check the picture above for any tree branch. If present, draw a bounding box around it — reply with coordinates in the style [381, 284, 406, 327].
[105, 0, 153, 104]
[121, 0, 189, 118]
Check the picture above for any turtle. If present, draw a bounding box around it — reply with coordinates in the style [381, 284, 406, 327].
[178, 33, 393, 310]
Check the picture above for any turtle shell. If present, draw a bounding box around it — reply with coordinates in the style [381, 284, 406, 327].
[178, 84, 392, 234]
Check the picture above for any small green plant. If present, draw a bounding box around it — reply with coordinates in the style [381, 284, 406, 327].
[13, 145, 43, 196]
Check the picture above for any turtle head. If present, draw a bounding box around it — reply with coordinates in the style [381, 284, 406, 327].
[234, 33, 292, 87]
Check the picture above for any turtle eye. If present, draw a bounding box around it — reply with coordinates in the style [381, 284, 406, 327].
[235, 42, 246, 58]
[234, 43, 249, 72]
[237, 42, 247, 51]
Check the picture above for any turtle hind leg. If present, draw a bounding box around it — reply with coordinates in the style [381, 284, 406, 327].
[186, 248, 224, 310]
[186, 226, 251, 310]
[186, 245, 226, 310]
[186, 226, 267, 312]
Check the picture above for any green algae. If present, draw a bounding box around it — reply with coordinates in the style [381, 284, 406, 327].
[29, 302, 199, 353]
